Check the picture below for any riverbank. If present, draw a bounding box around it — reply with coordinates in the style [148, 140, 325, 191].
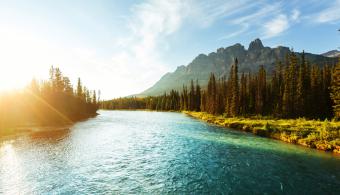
[0, 112, 98, 140]
[184, 111, 340, 153]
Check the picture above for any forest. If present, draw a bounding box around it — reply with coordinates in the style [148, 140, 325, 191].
[0, 66, 99, 129]
[101, 51, 340, 120]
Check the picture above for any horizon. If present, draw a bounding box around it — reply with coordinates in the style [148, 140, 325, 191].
[0, 0, 339, 99]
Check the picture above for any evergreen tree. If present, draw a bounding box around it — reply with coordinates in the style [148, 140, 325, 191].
[63, 77, 73, 95]
[195, 80, 201, 111]
[189, 80, 195, 111]
[255, 65, 266, 115]
[230, 58, 239, 117]
[282, 58, 291, 117]
[289, 52, 299, 117]
[331, 59, 340, 119]
[77, 78, 83, 99]
[92, 90, 97, 105]
[207, 73, 217, 114]
[323, 65, 333, 118]
[200, 91, 207, 112]
[54, 68, 64, 92]
[296, 51, 306, 116]
[310, 65, 321, 118]
[239, 72, 247, 115]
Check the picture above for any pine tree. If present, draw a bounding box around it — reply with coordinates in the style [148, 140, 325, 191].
[239, 72, 247, 115]
[189, 80, 195, 111]
[84, 87, 91, 103]
[230, 58, 239, 117]
[92, 90, 97, 105]
[207, 73, 217, 114]
[248, 72, 256, 114]
[282, 58, 291, 117]
[49, 66, 55, 90]
[271, 67, 279, 116]
[331, 59, 340, 119]
[289, 52, 299, 117]
[255, 65, 266, 115]
[225, 68, 233, 116]
[296, 51, 307, 117]
[54, 68, 64, 92]
[77, 78, 83, 99]
[200, 90, 207, 112]
[181, 85, 188, 110]
[216, 80, 224, 115]
[282, 51, 299, 118]
[310, 65, 321, 118]
[277, 61, 285, 116]
[63, 77, 73, 95]
[195, 80, 201, 111]
[323, 65, 333, 118]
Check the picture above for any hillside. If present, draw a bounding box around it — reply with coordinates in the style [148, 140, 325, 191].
[139, 38, 337, 96]
[322, 50, 340, 58]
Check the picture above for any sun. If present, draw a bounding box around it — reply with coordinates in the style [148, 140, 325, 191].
[0, 63, 34, 91]
[0, 25, 53, 92]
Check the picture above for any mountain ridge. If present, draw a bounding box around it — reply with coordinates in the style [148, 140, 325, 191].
[138, 38, 337, 97]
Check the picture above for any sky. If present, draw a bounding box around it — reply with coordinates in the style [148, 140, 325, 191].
[0, 0, 339, 99]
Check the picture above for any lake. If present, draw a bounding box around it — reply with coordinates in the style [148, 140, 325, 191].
[0, 110, 339, 194]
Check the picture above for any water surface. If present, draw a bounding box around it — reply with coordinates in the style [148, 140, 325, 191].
[1, 110, 339, 194]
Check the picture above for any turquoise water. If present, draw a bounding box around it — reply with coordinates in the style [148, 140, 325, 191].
[0, 110, 339, 194]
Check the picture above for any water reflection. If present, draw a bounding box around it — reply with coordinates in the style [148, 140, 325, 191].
[29, 127, 70, 142]
[0, 141, 28, 194]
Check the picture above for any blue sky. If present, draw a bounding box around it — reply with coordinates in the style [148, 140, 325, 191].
[0, 0, 339, 99]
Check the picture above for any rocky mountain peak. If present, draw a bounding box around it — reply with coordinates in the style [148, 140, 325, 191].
[248, 38, 264, 51]
[138, 39, 336, 97]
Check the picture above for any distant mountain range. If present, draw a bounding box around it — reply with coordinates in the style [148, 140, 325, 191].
[139, 38, 338, 97]
[322, 50, 340, 58]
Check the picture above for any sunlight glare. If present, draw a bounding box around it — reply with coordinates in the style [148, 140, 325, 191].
[0, 141, 27, 194]
[0, 26, 53, 91]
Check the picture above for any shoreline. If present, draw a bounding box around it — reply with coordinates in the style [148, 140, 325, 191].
[0, 112, 99, 140]
[184, 111, 340, 154]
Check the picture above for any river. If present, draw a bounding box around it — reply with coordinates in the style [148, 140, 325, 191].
[0, 110, 339, 194]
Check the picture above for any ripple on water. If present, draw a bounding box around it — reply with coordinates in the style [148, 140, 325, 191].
[0, 110, 339, 194]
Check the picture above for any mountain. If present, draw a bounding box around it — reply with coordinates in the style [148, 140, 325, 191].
[139, 38, 337, 97]
[322, 50, 340, 58]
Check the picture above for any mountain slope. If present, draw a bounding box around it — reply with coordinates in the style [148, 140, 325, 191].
[322, 50, 340, 58]
[139, 38, 337, 96]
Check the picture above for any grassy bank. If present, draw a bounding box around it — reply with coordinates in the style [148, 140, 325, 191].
[184, 111, 340, 154]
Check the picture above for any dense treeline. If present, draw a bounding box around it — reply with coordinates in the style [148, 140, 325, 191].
[102, 51, 340, 120]
[0, 66, 99, 128]
[331, 61, 340, 119]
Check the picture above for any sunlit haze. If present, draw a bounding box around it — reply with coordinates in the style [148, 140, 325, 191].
[0, 0, 339, 99]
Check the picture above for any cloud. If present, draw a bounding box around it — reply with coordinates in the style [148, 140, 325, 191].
[188, 0, 254, 27]
[263, 14, 289, 38]
[291, 9, 300, 21]
[104, 0, 303, 97]
[315, 0, 340, 23]
[219, 2, 283, 40]
[107, 0, 187, 97]
[219, 24, 249, 40]
[231, 2, 282, 25]
[260, 7, 301, 39]
[107, 0, 257, 97]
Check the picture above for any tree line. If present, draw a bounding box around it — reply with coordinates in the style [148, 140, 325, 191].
[102, 51, 340, 120]
[0, 66, 99, 128]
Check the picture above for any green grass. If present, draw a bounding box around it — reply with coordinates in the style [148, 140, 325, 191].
[184, 111, 340, 153]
